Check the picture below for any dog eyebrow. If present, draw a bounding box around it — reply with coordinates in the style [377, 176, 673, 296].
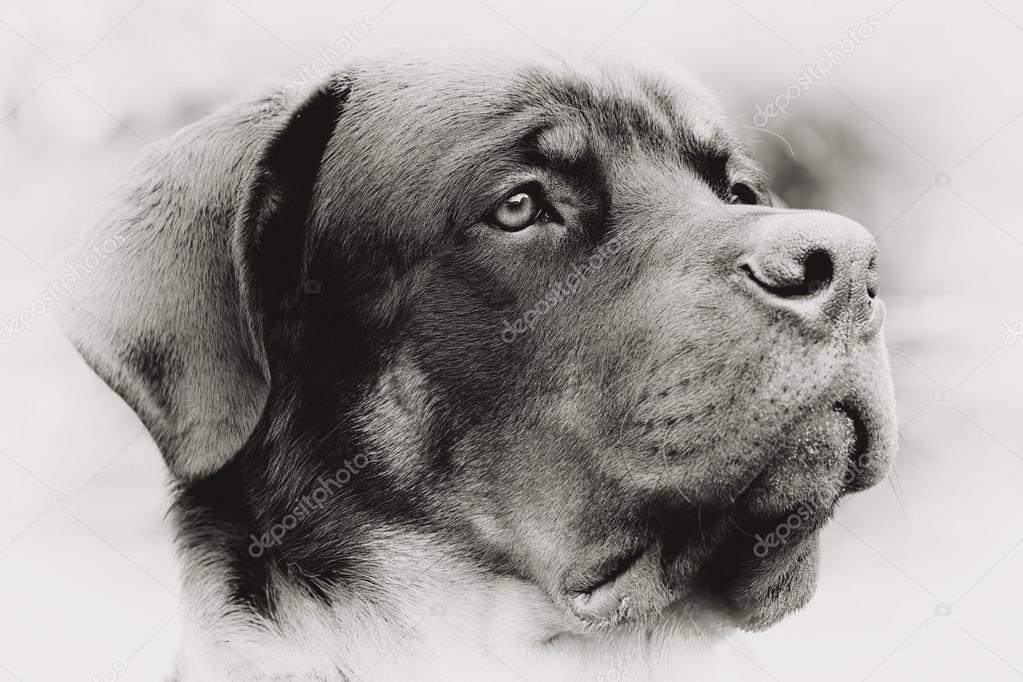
[531, 125, 589, 168]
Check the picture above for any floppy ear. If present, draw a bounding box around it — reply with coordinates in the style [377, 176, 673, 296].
[60, 77, 350, 480]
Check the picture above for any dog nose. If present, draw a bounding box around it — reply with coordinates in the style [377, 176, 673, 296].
[740, 212, 879, 336]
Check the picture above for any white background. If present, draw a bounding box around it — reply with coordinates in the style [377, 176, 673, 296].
[2, 0, 1023, 680]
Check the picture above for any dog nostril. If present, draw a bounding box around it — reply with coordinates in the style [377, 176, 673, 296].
[742, 215, 879, 335]
[866, 255, 878, 299]
[801, 250, 833, 296]
[742, 249, 834, 299]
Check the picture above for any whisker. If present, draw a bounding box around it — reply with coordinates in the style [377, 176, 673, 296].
[732, 124, 797, 158]
[890, 467, 910, 513]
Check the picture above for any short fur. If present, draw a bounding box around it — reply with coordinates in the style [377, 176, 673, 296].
[60, 54, 896, 681]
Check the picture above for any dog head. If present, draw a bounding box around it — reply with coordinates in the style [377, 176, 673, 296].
[62, 55, 896, 634]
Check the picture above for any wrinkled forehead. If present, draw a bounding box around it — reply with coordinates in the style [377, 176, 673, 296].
[519, 60, 733, 155]
[315, 57, 746, 239]
[343, 55, 736, 160]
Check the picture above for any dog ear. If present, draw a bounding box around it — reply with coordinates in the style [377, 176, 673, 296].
[60, 77, 350, 480]
[234, 78, 351, 381]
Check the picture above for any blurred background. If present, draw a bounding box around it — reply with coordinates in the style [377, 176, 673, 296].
[2, 0, 1022, 679]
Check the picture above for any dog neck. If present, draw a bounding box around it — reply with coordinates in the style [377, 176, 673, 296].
[169, 374, 739, 680]
[172, 518, 741, 681]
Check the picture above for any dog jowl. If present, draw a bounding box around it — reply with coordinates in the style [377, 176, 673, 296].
[60, 54, 896, 680]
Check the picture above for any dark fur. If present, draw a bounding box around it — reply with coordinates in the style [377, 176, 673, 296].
[61, 55, 896, 675]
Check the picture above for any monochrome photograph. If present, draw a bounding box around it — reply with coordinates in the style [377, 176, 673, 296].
[1, 0, 1021, 679]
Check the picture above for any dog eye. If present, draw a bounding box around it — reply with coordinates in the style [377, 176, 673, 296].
[489, 190, 548, 231]
[729, 182, 759, 206]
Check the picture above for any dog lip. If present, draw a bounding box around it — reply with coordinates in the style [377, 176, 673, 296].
[566, 547, 647, 622]
[567, 547, 645, 596]
[837, 396, 889, 491]
[679, 521, 823, 629]
[837, 402, 868, 459]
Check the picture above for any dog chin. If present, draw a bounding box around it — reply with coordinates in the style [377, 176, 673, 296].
[704, 533, 821, 631]
[559, 532, 821, 634]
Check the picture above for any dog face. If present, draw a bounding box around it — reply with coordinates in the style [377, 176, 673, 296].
[62, 56, 896, 638]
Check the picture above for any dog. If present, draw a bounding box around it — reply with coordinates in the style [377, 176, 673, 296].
[59, 53, 897, 680]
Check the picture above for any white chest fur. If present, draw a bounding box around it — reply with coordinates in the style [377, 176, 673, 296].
[175, 535, 745, 681]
